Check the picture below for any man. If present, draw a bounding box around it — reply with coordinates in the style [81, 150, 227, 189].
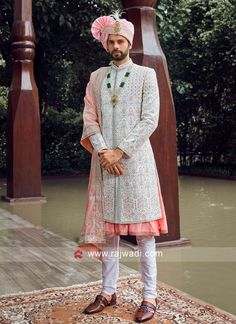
[78, 12, 168, 323]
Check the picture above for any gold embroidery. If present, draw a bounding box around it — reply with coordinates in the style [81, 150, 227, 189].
[111, 94, 118, 107]
[114, 20, 121, 33]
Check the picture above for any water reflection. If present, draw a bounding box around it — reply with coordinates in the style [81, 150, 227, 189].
[179, 176, 236, 247]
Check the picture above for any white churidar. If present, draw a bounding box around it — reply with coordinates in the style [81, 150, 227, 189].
[101, 235, 158, 298]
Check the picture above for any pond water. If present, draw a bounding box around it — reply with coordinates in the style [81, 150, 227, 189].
[0, 175, 235, 315]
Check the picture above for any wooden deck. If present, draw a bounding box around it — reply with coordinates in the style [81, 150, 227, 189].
[0, 207, 138, 296]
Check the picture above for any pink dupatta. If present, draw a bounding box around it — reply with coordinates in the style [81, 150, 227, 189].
[77, 68, 108, 255]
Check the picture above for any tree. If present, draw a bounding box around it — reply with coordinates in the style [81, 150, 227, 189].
[157, 0, 236, 167]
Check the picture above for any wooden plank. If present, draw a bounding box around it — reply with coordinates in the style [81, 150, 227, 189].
[0, 208, 138, 296]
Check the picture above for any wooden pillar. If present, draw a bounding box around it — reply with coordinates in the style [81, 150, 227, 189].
[3, 0, 45, 202]
[121, 0, 181, 243]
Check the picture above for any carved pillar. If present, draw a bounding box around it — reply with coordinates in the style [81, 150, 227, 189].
[121, 0, 181, 243]
[4, 0, 45, 202]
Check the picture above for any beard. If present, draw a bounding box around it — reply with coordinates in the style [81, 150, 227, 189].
[110, 48, 129, 61]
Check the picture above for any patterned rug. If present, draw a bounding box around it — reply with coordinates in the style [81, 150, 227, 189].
[0, 274, 235, 324]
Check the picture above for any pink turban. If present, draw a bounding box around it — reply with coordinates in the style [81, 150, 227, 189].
[91, 13, 134, 51]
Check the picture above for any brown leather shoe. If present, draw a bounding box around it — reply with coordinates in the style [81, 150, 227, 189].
[83, 293, 117, 314]
[135, 298, 157, 322]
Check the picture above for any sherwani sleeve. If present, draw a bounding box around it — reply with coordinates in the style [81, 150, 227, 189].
[117, 68, 160, 158]
[81, 71, 108, 153]
[89, 133, 108, 153]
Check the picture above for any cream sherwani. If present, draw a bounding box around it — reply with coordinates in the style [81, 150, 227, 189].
[89, 58, 162, 224]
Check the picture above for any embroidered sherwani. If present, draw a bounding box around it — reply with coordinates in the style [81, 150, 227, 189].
[78, 59, 168, 248]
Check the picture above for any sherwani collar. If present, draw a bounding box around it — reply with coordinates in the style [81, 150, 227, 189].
[110, 58, 133, 71]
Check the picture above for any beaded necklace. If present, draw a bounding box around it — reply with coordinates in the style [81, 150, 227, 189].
[106, 63, 133, 108]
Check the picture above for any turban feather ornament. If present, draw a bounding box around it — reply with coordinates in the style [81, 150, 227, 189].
[91, 10, 134, 51]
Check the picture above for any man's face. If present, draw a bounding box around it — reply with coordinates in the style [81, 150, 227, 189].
[107, 34, 131, 61]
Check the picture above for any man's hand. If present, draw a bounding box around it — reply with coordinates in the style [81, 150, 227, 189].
[99, 149, 124, 169]
[106, 163, 124, 176]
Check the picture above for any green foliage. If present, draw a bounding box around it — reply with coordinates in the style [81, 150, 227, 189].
[157, 0, 236, 166]
[179, 163, 236, 178]
[32, 0, 120, 110]
[41, 106, 90, 174]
